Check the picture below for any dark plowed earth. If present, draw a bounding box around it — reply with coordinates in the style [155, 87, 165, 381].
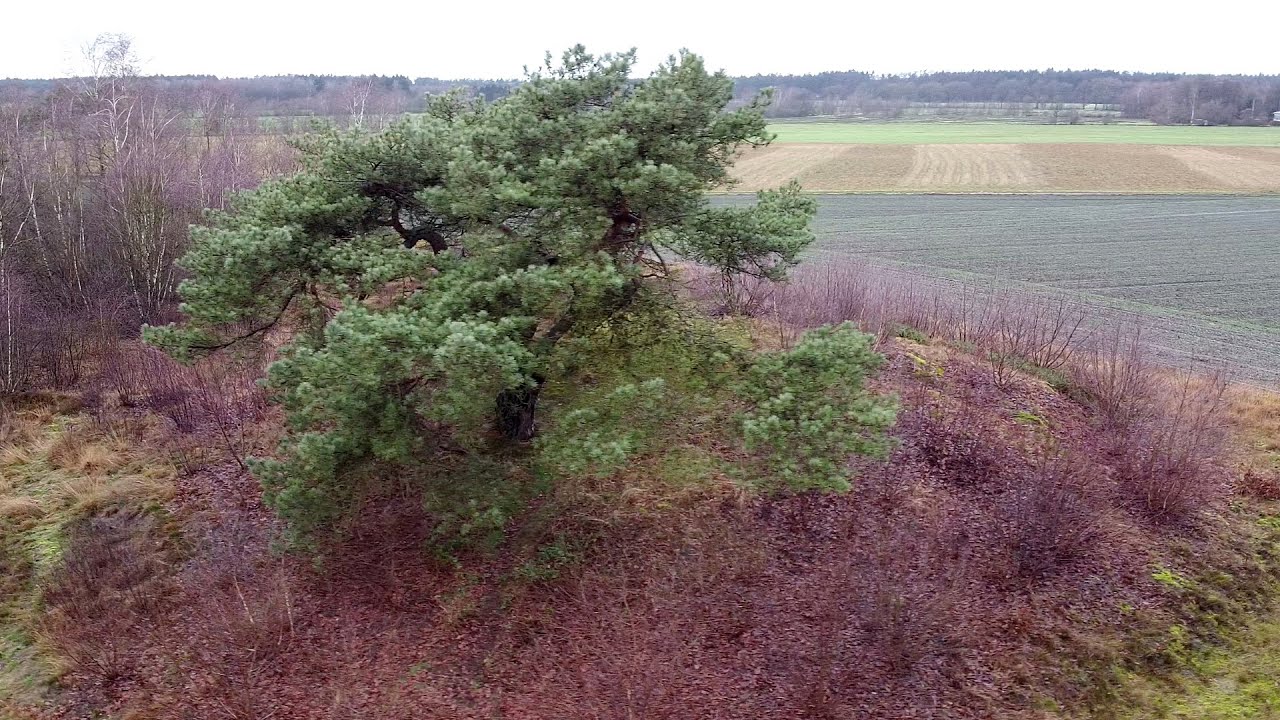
[785, 194, 1280, 384]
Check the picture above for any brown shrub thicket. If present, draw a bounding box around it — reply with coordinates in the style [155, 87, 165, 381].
[1071, 325, 1158, 430]
[1113, 372, 1230, 519]
[2, 228, 1252, 719]
[1003, 451, 1108, 580]
[84, 342, 270, 470]
[900, 390, 1009, 488]
[1069, 326, 1231, 519]
[0, 42, 294, 404]
[864, 547, 967, 680]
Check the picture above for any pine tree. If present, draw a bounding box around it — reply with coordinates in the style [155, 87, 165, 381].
[146, 48, 850, 537]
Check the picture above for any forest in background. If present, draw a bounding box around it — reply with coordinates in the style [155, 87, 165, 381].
[4, 66, 1280, 127]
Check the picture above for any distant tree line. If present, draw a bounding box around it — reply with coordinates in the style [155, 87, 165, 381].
[0, 73, 518, 129]
[731, 69, 1280, 124]
[8, 65, 1279, 127]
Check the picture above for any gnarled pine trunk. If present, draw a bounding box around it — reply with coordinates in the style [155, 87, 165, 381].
[496, 382, 540, 443]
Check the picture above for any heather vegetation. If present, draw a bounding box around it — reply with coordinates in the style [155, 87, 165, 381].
[1, 38, 1280, 720]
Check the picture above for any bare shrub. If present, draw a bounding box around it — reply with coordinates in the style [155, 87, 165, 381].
[0, 266, 37, 396]
[714, 271, 779, 317]
[1015, 296, 1089, 371]
[1115, 371, 1230, 520]
[38, 513, 174, 683]
[1068, 323, 1157, 430]
[783, 261, 879, 327]
[522, 518, 765, 720]
[977, 293, 1089, 390]
[1003, 451, 1107, 580]
[38, 323, 89, 391]
[986, 347, 1022, 391]
[97, 339, 151, 408]
[190, 358, 271, 470]
[882, 278, 951, 341]
[951, 284, 1002, 347]
[685, 264, 788, 320]
[780, 261, 946, 343]
[757, 260, 1092, 394]
[140, 349, 205, 433]
[88, 341, 268, 468]
[547, 582, 698, 719]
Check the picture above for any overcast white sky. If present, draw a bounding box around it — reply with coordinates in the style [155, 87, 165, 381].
[3, 0, 1276, 79]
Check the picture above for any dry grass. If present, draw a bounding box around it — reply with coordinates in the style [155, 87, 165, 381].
[1225, 384, 1280, 469]
[1223, 384, 1280, 500]
[55, 473, 176, 516]
[0, 407, 184, 720]
[0, 443, 36, 469]
[47, 428, 127, 476]
[1161, 146, 1280, 191]
[0, 416, 44, 450]
[0, 496, 45, 520]
[1021, 143, 1221, 193]
[36, 513, 177, 684]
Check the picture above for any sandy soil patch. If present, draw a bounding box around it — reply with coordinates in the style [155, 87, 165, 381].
[1162, 146, 1280, 192]
[731, 143, 913, 192]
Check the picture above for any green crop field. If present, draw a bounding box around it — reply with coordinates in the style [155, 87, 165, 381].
[787, 194, 1280, 382]
[767, 121, 1280, 146]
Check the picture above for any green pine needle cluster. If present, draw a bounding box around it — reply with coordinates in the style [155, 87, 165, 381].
[739, 324, 899, 491]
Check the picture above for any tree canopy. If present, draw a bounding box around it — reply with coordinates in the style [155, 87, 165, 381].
[148, 47, 894, 541]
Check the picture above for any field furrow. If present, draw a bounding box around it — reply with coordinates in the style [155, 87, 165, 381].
[900, 144, 1046, 191]
[731, 132, 1280, 194]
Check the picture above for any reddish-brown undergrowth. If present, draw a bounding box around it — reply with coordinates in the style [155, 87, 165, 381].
[15, 260, 1268, 719]
[27, 331, 1251, 720]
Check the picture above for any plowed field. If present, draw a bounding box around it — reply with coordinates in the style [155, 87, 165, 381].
[789, 194, 1280, 382]
[732, 142, 1280, 193]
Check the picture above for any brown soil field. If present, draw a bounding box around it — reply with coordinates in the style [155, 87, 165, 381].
[1022, 144, 1220, 192]
[731, 143, 914, 191]
[731, 143, 1280, 193]
[901, 143, 1046, 191]
[1162, 146, 1280, 190]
